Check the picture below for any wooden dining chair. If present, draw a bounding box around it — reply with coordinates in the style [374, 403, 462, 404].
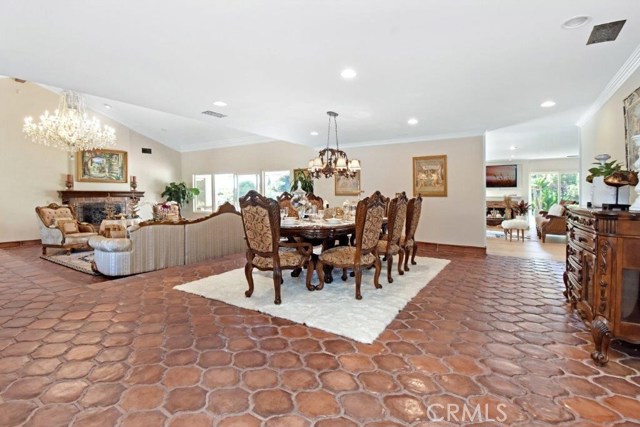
[377, 192, 408, 283]
[306, 193, 324, 211]
[315, 191, 385, 300]
[240, 191, 313, 304]
[401, 195, 423, 271]
[277, 192, 298, 218]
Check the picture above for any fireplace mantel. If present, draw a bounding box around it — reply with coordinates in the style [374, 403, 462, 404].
[58, 190, 145, 204]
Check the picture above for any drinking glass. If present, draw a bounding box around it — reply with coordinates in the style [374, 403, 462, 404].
[280, 208, 288, 221]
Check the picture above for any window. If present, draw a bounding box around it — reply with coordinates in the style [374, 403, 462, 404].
[193, 174, 212, 213]
[530, 172, 579, 211]
[264, 170, 291, 199]
[237, 174, 258, 199]
[213, 173, 261, 208]
[214, 174, 235, 208]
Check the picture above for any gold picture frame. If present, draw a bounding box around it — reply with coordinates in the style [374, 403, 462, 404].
[413, 155, 447, 197]
[335, 170, 361, 196]
[76, 149, 128, 183]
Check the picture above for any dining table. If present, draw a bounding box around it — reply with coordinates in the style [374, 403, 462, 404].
[280, 216, 386, 284]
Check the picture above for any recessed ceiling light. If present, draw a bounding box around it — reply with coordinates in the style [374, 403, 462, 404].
[407, 118, 419, 125]
[509, 145, 517, 150]
[213, 101, 227, 107]
[104, 104, 112, 109]
[541, 100, 556, 108]
[310, 131, 319, 136]
[562, 15, 591, 29]
[341, 68, 357, 79]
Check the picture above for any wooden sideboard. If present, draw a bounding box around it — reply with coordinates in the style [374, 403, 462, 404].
[564, 205, 640, 365]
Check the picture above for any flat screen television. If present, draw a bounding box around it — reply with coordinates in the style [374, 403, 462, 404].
[486, 164, 518, 188]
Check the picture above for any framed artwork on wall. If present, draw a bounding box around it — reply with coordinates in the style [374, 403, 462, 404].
[76, 149, 128, 183]
[624, 85, 640, 170]
[335, 171, 361, 196]
[413, 155, 447, 197]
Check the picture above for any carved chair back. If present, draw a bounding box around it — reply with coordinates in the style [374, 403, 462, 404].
[405, 195, 423, 242]
[355, 191, 386, 256]
[306, 193, 324, 211]
[240, 191, 280, 256]
[277, 191, 298, 218]
[385, 192, 408, 246]
[36, 203, 78, 227]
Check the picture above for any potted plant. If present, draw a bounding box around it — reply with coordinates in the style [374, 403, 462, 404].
[586, 156, 636, 207]
[512, 200, 531, 218]
[161, 182, 201, 208]
[291, 169, 314, 194]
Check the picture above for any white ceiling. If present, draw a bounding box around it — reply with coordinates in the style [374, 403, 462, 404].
[1, 1, 640, 156]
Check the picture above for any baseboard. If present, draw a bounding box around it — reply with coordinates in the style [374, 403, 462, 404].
[0, 239, 40, 249]
[416, 241, 486, 257]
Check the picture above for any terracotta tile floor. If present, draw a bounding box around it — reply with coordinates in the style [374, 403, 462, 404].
[1, 246, 639, 426]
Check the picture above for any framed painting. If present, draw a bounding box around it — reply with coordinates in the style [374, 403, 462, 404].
[335, 170, 361, 196]
[413, 155, 447, 197]
[624, 85, 640, 170]
[76, 149, 128, 183]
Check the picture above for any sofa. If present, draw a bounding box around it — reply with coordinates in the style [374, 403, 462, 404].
[36, 203, 98, 255]
[535, 203, 569, 243]
[89, 203, 245, 276]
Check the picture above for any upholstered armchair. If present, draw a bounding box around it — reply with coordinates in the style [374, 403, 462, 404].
[535, 203, 567, 243]
[316, 191, 385, 300]
[240, 191, 313, 304]
[35, 203, 98, 255]
[377, 192, 408, 283]
[400, 195, 422, 271]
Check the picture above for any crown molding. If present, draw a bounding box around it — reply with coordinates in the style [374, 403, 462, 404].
[576, 43, 640, 127]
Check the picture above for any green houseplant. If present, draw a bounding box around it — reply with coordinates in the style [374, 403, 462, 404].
[161, 182, 201, 207]
[291, 169, 314, 193]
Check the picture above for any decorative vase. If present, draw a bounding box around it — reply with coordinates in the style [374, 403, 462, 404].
[591, 176, 630, 207]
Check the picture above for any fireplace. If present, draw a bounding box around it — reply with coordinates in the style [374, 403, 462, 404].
[58, 190, 145, 227]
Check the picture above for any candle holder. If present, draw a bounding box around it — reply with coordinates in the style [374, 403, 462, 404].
[65, 174, 73, 190]
[130, 181, 138, 191]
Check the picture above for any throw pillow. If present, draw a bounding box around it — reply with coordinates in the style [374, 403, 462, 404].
[547, 204, 565, 217]
[56, 219, 79, 234]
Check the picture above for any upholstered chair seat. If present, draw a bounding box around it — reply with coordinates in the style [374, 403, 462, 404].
[319, 246, 377, 267]
[376, 240, 401, 256]
[252, 251, 308, 269]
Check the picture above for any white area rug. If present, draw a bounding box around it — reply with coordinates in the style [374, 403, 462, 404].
[175, 256, 449, 344]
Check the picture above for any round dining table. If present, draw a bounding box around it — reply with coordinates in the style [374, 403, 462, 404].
[280, 218, 355, 284]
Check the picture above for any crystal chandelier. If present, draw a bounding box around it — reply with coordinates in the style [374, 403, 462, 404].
[23, 90, 117, 152]
[308, 111, 361, 179]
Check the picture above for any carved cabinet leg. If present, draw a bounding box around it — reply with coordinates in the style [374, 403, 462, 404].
[562, 271, 569, 301]
[591, 317, 612, 366]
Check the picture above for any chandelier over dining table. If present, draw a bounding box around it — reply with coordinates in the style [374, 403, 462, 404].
[308, 111, 361, 179]
[22, 90, 117, 152]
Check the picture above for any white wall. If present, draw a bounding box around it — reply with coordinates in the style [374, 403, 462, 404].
[486, 158, 580, 201]
[182, 136, 487, 248]
[0, 80, 181, 242]
[580, 66, 640, 206]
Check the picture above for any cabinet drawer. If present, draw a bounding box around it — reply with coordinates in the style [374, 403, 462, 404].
[567, 258, 583, 285]
[567, 211, 596, 233]
[569, 226, 596, 251]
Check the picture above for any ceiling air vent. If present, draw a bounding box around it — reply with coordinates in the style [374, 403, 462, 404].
[587, 20, 626, 45]
[201, 110, 227, 118]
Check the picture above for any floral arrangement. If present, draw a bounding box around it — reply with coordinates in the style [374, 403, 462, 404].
[512, 200, 531, 216]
